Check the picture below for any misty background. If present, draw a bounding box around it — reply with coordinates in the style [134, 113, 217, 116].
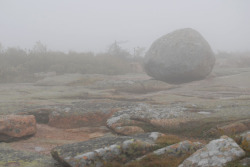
[0, 0, 250, 83]
[0, 0, 249, 53]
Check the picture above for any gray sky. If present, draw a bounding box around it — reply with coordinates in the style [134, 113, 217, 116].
[0, 0, 249, 53]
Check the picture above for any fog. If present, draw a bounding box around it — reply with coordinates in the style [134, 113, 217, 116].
[1, 1, 250, 166]
[0, 0, 249, 53]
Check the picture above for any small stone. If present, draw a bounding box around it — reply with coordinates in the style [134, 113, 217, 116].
[0, 115, 36, 142]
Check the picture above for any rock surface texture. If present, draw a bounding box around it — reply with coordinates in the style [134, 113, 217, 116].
[240, 131, 250, 151]
[51, 132, 164, 167]
[0, 115, 36, 142]
[179, 136, 245, 167]
[107, 103, 194, 135]
[47, 100, 132, 129]
[144, 28, 215, 84]
[153, 140, 203, 156]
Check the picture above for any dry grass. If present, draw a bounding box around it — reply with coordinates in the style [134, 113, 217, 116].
[103, 134, 182, 167]
[104, 154, 190, 167]
[240, 139, 250, 152]
[225, 160, 246, 167]
[155, 134, 181, 147]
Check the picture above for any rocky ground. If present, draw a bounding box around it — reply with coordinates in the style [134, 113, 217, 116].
[0, 66, 250, 166]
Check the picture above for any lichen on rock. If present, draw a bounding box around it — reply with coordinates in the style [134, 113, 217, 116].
[179, 136, 245, 167]
[51, 132, 165, 167]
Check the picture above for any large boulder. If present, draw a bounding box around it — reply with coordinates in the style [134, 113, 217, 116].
[0, 115, 36, 142]
[179, 136, 245, 167]
[144, 28, 215, 84]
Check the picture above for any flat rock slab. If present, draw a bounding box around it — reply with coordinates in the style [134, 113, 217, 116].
[0, 143, 56, 167]
[51, 132, 164, 167]
[107, 103, 197, 135]
[48, 100, 135, 129]
[34, 73, 86, 86]
[90, 78, 177, 93]
[19, 99, 135, 129]
[0, 115, 36, 142]
[7, 124, 109, 155]
[179, 136, 245, 167]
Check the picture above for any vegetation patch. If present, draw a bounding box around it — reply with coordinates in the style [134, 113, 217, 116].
[161, 117, 240, 140]
[225, 160, 246, 167]
[0, 42, 143, 83]
[104, 153, 191, 167]
[238, 138, 250, 157]
[155, 134, 181, 148]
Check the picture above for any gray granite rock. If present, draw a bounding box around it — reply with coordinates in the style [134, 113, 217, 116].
[136, 140, 203, 161]
[179, 136, 245, 167]
[153, 140, 203, 156]
[51, 132, 165, 167]
[107, 103, 193, 135]
[144, 28, 215, 84]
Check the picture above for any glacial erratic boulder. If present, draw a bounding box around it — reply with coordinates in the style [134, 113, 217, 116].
[179, 136, 245, 167]
[144, 28, 215, 84]
[0, 115, 36, 142]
